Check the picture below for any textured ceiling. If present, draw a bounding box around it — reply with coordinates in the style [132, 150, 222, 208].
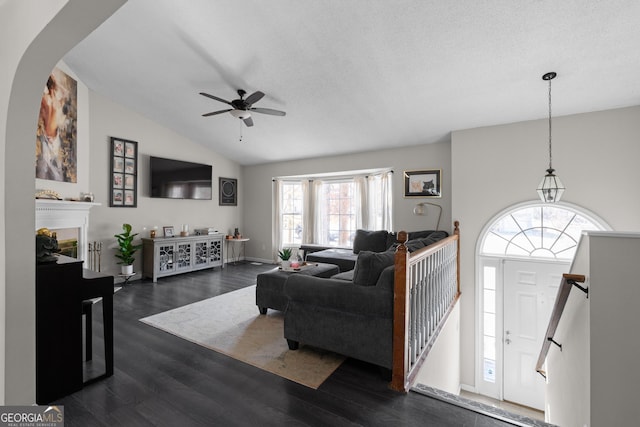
[63, 0, 640, 165]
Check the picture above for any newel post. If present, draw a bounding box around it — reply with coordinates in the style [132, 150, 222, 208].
[454, 220, 460, 296]
[390, 230, 410, 392]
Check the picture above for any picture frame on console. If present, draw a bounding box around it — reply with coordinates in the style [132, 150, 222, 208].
[403, 169, 442, 198]
[219, 177, 237, 206]
[110, 137, 138, 207]
[163, 226, 174, 238]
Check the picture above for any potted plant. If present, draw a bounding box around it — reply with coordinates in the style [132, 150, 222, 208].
[114, 223, 142, 275]
[278, 247, 293, 269]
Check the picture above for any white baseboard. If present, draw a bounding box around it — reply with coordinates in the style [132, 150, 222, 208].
[245, 257, 275, 265]
[224, 257, 275, 266]
[460, 383, 477, 393]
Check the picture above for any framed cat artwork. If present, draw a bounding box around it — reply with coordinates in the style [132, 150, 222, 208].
[403, 169, 442, 198]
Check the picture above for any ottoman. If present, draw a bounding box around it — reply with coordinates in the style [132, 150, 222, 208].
[256, 262, 340, 314]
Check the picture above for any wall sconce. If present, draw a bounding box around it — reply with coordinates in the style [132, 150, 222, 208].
[413, 202, 442, 230]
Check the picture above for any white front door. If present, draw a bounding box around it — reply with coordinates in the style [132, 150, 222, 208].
[503, 259, 568, 410]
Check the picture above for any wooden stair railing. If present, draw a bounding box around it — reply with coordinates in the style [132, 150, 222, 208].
[390, 221, 461, 392]
[535, 273, 587, 378]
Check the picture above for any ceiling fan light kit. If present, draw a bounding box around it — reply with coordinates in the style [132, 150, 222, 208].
[536, 71, 566, 203]
[230, 109, 251, 119]
[200, 88, 285, 127]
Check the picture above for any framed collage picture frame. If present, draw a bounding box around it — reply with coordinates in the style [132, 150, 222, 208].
[403, 169, 442, 198]
[110, 137, 138, 207]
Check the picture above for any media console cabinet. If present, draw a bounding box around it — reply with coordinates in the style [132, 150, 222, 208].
[142, 234, 224, 282]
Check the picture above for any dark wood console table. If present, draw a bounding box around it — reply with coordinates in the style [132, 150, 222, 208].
[36, 255, 114, 404]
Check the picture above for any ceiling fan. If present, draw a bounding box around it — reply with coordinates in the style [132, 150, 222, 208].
[200, 89, 286, 127]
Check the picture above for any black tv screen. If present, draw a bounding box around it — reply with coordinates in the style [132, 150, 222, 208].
[150, 156, 212, 200]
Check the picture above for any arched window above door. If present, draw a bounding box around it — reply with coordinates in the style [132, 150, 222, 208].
[481, 203, 606, 260]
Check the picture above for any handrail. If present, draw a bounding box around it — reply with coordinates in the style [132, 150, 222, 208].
[535, 273, 587, 378]
[390, 221, 460, 392]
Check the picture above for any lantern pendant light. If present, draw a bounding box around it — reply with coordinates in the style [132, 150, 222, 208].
[536, 72, 565, 203]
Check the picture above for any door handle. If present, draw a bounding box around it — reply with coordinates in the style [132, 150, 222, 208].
[505, 338, 511, 345]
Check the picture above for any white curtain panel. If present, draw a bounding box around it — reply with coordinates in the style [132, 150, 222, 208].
[379, 170, 393, 231]
[271, 179, 282, 261]
[354, 175, 367, 230]
[313, 180, 327, 245]
[301, 179, 313, 244]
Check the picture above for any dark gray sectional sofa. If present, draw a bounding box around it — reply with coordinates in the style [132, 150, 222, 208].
[305, 229, 446, 272]
[284, 229, 449, 369]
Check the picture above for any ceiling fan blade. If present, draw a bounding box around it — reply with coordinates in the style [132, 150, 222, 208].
[243, 117, 254, 127]
[199, 92, 233, 106]
[250, 107, 286, 116]
[202, 109, 232, 117]
[244, 91, 265, 105]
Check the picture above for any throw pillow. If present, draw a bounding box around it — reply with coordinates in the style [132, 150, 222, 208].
[352, 250, 395, 286]
[353, 229, 389, 254]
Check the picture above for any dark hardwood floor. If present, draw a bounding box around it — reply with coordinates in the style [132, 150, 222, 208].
[56, 262, 514, 426]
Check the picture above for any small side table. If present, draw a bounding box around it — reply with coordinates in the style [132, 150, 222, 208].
[118, 272, 136, 285]
[226, 238, 249, 265]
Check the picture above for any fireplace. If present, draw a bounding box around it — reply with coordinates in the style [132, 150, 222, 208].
[35, 199, 99, 266]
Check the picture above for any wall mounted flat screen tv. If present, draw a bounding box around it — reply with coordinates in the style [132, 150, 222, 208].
[150, 156, 212, 200]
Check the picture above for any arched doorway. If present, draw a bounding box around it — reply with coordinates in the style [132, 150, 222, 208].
[475, 201, 608, 410]
[2, 0, 126, 404]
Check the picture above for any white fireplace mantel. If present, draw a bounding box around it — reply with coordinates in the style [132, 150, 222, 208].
[35, 199, 100, 265]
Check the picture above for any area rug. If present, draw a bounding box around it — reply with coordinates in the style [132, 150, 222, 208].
[140, 285, 344, 389]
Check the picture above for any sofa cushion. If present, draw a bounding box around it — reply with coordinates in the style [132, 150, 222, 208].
[405, 239, 426, 252]
[353, 229, 390, 254]
[331, 270, 354, 281]
[407, 230, 438, 240]
[387, 230, 449, 252]
[306, 249, 357, 272]
[352, 250, 395, 286]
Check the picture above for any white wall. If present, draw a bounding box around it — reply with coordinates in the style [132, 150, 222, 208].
[1, 0, 127, 405]
[452, 106, 640, 390]
[242, 141, 452, 262]
[546, 236, 590, 426]
[85, 90, 242, 276]
[547, 232, 640, 426]
[589, 234, 640, 426]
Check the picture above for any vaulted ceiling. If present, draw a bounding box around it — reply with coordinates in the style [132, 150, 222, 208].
[63, 0, 640, 165]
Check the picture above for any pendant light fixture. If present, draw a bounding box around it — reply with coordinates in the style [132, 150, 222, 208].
[536, 72, 565, 203]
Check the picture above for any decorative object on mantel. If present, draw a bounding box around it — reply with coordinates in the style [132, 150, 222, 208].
[403, 169, 442, 198]
[536, 72, 566, 203]
[413, 202, 443, 231]
[35, 189, 62, 200]
[35, 228, 60, 264]
[80, 192, 94, 202]
[180, 224, 189, 237]
[110, 137, 138, 207]
[114, 223, 142, 275]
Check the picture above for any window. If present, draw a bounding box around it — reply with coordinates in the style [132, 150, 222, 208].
[481, 204, 603, 260]
[275, 170, 392, 249]
[321, 180, 357, 247]
[280, 181, 303, 246]
[482, 265, 497, 383]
